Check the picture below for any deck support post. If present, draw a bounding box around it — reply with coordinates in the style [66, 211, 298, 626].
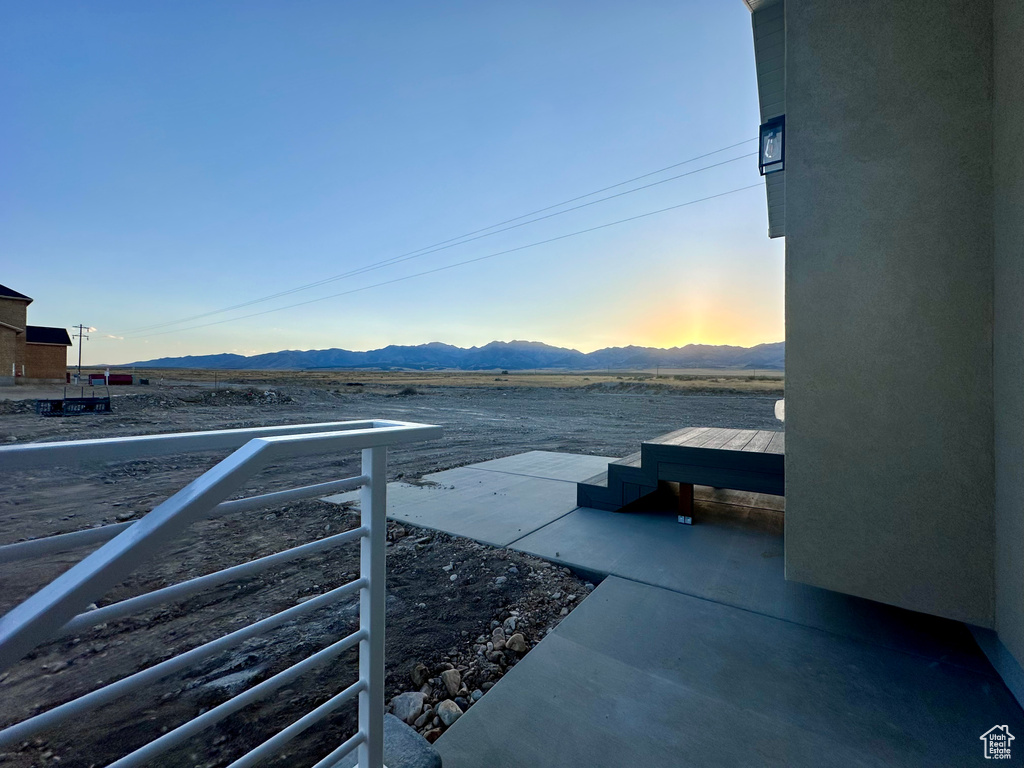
[677, 483, 694, 524]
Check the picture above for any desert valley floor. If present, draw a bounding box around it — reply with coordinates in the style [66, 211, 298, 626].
[0, 373, 781, 767]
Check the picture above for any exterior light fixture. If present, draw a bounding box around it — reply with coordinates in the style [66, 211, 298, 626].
[759, 115, 785, 175]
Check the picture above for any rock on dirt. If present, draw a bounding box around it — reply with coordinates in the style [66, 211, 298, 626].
[436, 699, 463, 727]
[391, 692, 428, 724]
[440, 668, 462, 697]
[411, 662, 431, 687]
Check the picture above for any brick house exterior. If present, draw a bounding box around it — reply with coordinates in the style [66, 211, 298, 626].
[0, 284, 71, 385]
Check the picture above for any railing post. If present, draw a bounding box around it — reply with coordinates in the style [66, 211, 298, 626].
[358, 446, 387, 768]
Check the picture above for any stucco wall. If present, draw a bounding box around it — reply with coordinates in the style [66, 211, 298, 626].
[784, 0, 995, 624]
[994, 0, 1024, 667]
[25, 343, 68, 381]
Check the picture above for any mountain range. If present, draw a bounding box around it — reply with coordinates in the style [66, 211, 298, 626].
[125, 340, 784, 371]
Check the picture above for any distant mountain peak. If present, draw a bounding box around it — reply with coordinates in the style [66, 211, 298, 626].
[124, 339, 784, 372]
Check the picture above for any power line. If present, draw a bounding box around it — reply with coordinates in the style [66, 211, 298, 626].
[129, 182, 762, 339]
[71, 324, 92, 383]
[119, 139, 756, 334]
[417, 137, 758, 238]
[176, 151, 753, 314]
[122, 144, 754, 334]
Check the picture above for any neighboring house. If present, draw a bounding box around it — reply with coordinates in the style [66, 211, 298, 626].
[0, 283, 32, 386]
[743, 0, 1024, 705]
[25, 325, 74, 382]
[0, 283, 72, 385]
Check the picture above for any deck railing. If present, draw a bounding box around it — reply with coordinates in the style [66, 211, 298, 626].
[0, 419, 442, 767]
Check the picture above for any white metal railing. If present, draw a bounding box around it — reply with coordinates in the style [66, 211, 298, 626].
[0, 419, 442, 768]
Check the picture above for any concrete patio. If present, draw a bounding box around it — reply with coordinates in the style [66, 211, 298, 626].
[326, 451, 1024, 766]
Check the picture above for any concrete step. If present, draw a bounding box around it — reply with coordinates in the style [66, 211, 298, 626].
[576, 427, 785, 512]
[610, 451, 642, 467]
[579, 470, 607, 488]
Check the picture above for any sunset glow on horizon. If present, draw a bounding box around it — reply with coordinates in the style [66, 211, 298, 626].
[1, 2, 783, 365]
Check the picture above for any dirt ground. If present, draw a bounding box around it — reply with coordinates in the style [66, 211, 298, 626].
[5, 365, 784, 399]
[0, 376, 782, 767]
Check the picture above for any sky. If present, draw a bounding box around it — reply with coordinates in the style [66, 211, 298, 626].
[0, 1, 783, 365]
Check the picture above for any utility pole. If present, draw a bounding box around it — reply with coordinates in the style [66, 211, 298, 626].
[73, 324, 91, 383]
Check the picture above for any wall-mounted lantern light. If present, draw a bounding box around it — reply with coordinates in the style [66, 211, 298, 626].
[759, 115, 785, 175]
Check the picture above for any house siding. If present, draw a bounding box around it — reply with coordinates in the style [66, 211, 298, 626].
[24, 343, 68, 382]
[994, 0, 1024, 679]
[0, 326, 17, 383]
[0, 296, 28, 332]
[783, 0, 996, 625]
[0, 297, 28, 380]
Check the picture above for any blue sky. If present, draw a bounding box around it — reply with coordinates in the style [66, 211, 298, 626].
[0, 1, 782, 365]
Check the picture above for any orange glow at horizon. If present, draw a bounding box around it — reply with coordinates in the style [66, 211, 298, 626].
[618, 294, 783, 350]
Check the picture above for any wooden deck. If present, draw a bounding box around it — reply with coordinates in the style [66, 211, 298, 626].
[647, 426, 784, 453]
[577, 427, 785, 511]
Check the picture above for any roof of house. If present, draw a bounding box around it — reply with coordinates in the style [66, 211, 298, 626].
[746, 0, 786, 238]
[26, 325, 72, 346]
[0, 283, 32, 302]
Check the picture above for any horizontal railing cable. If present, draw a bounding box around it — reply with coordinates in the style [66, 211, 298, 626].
[0, 523, 135, 565]
[225, 679, 367, 768]
[214, 475, 367, 516]
[0, 579, 367, 748]
[311, 730, 367, 768]
[0, 475, 368, 565]
[57, 526, 368, 637]
[107, 629, 367, 768]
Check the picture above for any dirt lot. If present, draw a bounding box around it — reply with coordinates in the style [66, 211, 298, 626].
[15, 365, 784, 396]
[0, 375, 782, 767]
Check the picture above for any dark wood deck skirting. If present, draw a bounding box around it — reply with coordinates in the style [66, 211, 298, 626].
[576, 427, 785, 511]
